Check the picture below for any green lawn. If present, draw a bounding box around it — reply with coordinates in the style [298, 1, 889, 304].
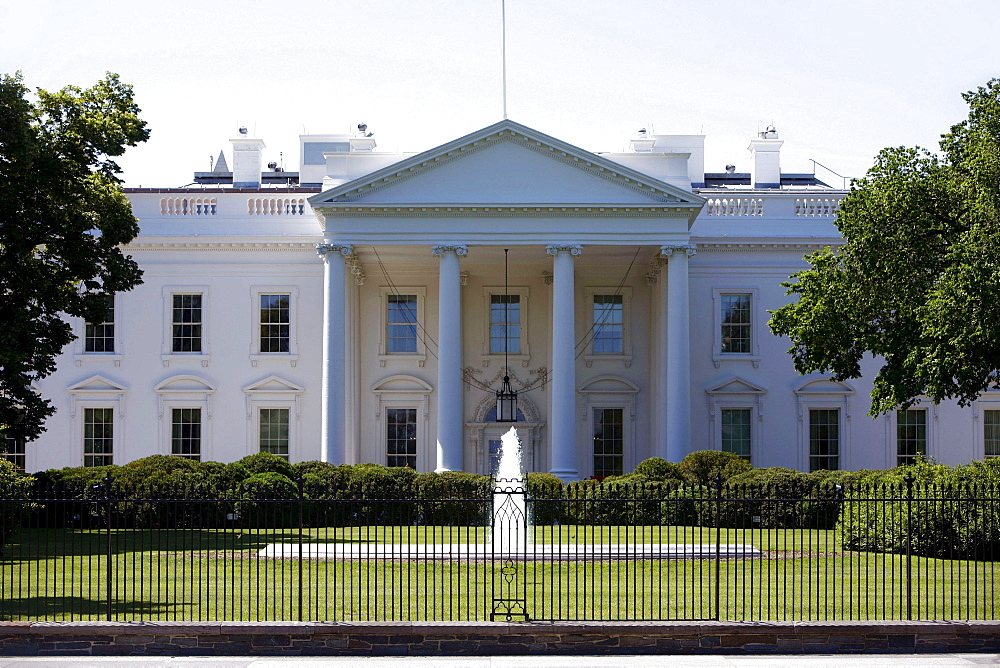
[2, 526, 997, 622]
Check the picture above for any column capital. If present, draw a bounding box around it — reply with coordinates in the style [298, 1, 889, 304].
[317, 243, 354, 257]
[432, 244, 469, 257]
[660, 243, 697, 258]
[545, 244, 583, 256]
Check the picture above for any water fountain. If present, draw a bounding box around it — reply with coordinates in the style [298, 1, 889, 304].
[490, 426, 527, 557]
[261, 425, 761, 561]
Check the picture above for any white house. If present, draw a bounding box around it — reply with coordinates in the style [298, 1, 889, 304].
[16, 119, 998, 477]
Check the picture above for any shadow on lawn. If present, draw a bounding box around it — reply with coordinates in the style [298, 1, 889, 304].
[0, 595, 188, 620]
[1, 528, 374, 561]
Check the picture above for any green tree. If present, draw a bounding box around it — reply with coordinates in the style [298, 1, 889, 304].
[0, 72, 148, 443]
[769, 79, 1000, 415]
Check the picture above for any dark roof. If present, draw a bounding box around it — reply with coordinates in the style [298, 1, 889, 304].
[702, 172, 830, 188]
[193, 171, 301, 185]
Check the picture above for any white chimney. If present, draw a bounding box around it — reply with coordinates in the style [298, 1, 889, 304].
[748, 126, 782, 189]
[231, 136, 265, 187]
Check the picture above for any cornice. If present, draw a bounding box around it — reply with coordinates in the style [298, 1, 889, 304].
[693, 240, 844, 252]
[126, 241, 318, 251]
[317, 204, 702, 218]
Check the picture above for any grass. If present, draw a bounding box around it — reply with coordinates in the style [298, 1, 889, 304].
[2, 525, 998, 622]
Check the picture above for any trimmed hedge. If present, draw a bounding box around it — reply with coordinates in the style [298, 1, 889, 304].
[836, 460, 1000, 559]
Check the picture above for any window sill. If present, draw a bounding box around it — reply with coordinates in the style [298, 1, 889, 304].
[712, 354, 761, 369]
[583, 354, 633, 368]
[161, 354, 210, 368]
[74, 354, 123, 367]
[249, 353, 299, 368]
[481, 354, 531, 368]
[378, 354, 427, 368]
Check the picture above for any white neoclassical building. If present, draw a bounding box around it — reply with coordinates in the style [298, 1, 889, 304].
[17, 120, 997, 477]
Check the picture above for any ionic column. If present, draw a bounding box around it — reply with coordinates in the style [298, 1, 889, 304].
[432, 244, 468, 472]
[661, 243, 697, 462]
[317, 242, 353, 464]
[546, 244, 582, 481]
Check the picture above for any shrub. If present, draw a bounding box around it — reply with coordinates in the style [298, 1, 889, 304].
[414, 471, 491, 526]
[0, 460, 33, 551]
[679, 450, 753, 485]
[836, 460, 1000, 559]
[234, 472, 299, 528]
[229, 452, 295, 481]
[633, 457, 685, 483]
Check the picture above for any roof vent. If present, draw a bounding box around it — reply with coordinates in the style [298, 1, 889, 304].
[238, 126, 248, 135]
[725, 164, 736, 173]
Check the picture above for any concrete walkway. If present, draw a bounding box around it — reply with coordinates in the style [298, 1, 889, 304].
[1, 655, 999, 667]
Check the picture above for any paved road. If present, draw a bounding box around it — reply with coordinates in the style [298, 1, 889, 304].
[1, 655, 999, 667]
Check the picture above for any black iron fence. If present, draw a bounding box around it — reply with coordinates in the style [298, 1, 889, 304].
[1, 477, 998, 622]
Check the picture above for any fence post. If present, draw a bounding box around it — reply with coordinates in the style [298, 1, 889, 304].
[102, 475, 114, 622]
[904, 471, 914, 621]
[714, 474, 723, 621]
[296, 476, 305, 622]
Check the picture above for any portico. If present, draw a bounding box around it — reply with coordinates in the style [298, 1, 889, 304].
[309, 120, 704, 479]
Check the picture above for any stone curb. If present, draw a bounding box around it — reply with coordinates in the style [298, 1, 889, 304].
[2, 620, 999, 656]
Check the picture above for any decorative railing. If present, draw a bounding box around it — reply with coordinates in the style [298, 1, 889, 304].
[704, 197, 765, 216]
[159, 197, 217, 216]
[247, 198, 308, 216]
[795, 197, 841, 217]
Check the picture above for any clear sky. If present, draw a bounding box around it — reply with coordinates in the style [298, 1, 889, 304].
[2, 0, 997, 187]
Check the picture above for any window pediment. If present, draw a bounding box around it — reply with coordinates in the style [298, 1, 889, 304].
[154, 375, 217, 394]
[579, 375, 639, 395]
[67, 375, 128, 394]
[243, 375, 304, 395]
[371, 374, 433, 394]
[706, 376, 767, 395]
[794, 377, 854, 395]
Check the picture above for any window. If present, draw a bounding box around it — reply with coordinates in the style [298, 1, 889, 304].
[490, 294, 521, 354]
[172, 294, 202, 353]
[259, 294, 290, 353]
[488, 439, 502, 477]
[720, 294, 752, 354]
[896, 409, 927, 466]
[386, 294, 418, 353]
[584, 287, 631, 363]
[592, 295, 623, 354]
[593, 408, 624, 477]
[985, 410, 1000, 458]
[171, 408, 202, 460]
[259, 408, 289, 459]
[1, 435, 25, 471]
[84, 295, 115, 353]
[809, 408, 840, 471]
[83, 407, 114, 467]
[721, 408, 752, 460]
[386, 408, 417, 468]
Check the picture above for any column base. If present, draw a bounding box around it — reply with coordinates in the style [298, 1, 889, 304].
[548, 468, 580, 483]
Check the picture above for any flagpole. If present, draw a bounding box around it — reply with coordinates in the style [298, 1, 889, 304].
[502, 0, 508, 120]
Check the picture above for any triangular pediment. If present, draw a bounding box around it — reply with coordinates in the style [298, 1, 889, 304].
[243, 375, 304, 394]
[67, 375, 127, 394]
[309, 120, 704, 208]
[706, 376, 767, 395]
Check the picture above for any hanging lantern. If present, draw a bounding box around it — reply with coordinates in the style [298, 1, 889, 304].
[494, 248, 518, 423]
[496, 375, 518, 423]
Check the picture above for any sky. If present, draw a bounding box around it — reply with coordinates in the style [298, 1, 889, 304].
[2, 0, 997, 188]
